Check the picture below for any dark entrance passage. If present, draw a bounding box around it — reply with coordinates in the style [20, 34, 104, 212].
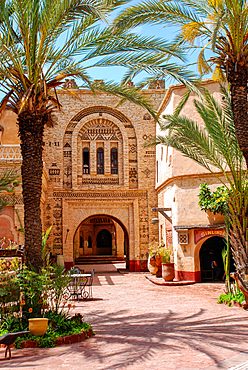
[97, 229, 112, 255]
[200, 236, 225, 281]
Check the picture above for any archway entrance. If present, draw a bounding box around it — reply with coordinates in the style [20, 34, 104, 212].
[200, 236, 225, 281]
[97, 229, 112, 255]
[73, 214, 129, 266]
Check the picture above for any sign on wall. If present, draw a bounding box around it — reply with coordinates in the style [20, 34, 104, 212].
[194, 228, 225, 244]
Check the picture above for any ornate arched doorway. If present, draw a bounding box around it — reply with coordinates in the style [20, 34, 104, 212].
[97, 229, 112, 255]
[200, 236, 225, 281]
[73, 214, 129, 265]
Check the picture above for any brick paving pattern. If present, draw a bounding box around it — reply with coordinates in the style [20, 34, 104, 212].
[1, 270, 248, 369]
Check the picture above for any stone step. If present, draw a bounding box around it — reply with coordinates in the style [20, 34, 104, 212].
[75, 255, 125, 264]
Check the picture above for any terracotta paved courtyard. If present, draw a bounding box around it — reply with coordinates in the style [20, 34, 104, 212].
[1, 269, 248, 369]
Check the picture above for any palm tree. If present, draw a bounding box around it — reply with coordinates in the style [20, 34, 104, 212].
[145, 85, 248, 288]
[0, 0, 194, 269]
[114, 0, 248, 166]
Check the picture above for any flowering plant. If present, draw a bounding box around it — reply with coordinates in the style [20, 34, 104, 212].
[198, 183, 229, 215]
[148, 241, 174, 263]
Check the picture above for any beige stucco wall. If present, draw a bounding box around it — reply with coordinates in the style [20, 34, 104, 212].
[156, 80, 227, 280]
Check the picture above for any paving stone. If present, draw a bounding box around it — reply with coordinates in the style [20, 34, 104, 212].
[1, 272, 248, 369]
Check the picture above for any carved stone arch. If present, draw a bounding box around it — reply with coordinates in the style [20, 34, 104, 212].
[78, 118, 122, 141]
[63, 106, 138, 189]
[67, 106, 134, 126]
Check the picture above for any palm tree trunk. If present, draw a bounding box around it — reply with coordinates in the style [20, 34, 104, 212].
[18, 111, 45, 270]
[228, 66, 248, 166]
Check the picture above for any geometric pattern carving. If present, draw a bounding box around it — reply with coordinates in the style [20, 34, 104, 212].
[79, 119, 122, 141]
[141, 168, 152, 178]
[68, 106, 131, 125]
[143, 113, 151, 120]
[52, 198, 63, 253]
[0, 145, 22, 160]
[3, 194, 23, 205]
[129, 168, 137, 179]
[49, 169, 60, 175]
[53, 191, 147, 198]
[178, 230, 189, 245]
[82, 178, 119, 185]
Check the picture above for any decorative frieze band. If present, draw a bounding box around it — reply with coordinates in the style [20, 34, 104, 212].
[82, 178, 119, 185]
[53, 190, 147, 199]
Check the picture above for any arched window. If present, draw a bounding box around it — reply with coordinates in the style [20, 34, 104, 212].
[111, 148, 118, 174]
[97, 148, 104, 174]
[83, 148, 90, 174]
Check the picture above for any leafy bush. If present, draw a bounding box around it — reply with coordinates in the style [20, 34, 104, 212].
[217, 289, 245, 307]
[13, 314, 92, 348]
[0, 264, 93, 348]
[198, 183, 229, 215]
[149, 241, 173, 263]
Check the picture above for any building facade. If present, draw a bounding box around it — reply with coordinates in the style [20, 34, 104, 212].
[156, 80, 226, 282]
[0, 84, 165, 271]
[0, 79, 229, 280]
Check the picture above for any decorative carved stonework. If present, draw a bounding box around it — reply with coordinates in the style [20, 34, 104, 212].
[52, 198, 63, 254]
[129, 168, 137, 180]
[82, 178, 119, 185]
[53, 191, 147, 198]
[4, 194, 23, 205]
[142, 168, 152, 178]
[63, 79, 78, 89]
[143, 134, 152, 141]
[129, 144, 137, 153]
[143, 113, 152, 120]
[79, 119, 122, 141]
[49, 169, 60, 176]
[67, 106, 131, 126]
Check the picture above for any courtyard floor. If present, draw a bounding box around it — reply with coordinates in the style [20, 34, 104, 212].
[1, 268, 248, 369]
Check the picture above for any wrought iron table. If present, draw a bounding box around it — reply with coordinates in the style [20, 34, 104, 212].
[67, 271, 94, 301]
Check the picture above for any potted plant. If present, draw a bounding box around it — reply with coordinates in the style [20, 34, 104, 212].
[148, 241, 170, 278]
[159, 245, 175, 281]
[148, 243, 162, 276]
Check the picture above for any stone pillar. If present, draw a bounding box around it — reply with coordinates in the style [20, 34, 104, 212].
[105, 141, 110, 175]
[90, 141, 96, 175]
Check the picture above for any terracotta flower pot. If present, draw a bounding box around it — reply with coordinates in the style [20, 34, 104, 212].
[162, 263, 175, 281]
[206, 211, 224, 224]
[155, 255, 162, 277]
[148, 255, 158, 275]
[28, 318, 49, 336]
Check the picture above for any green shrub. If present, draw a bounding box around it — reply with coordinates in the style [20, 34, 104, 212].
[217, 289, 245, 307]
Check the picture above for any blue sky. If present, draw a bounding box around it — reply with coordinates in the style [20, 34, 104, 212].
[84, 1, 211, 88]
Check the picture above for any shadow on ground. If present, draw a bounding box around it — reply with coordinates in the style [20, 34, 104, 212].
[2, 308, 248, 369]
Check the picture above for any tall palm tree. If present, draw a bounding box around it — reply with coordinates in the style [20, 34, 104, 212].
[114, 0, 248, 166]
[0, 0, 193, 269]
[145, 85, 248, 287]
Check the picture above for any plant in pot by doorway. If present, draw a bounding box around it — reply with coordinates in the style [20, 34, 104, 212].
[148, 241, 173, 278]
[159, 245, 175, 281]
[148, 242, 162, 277]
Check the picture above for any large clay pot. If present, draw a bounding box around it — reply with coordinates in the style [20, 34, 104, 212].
[155, 255, 162, 278]
[206, 211, 224, 224]
[148, 255, 158, 275]
[162, 263, 175, 281]
[28, 318, 49, 336]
